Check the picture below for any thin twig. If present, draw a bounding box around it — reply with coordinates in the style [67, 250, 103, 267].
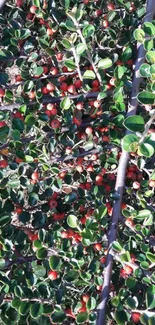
[97, 1, 155, 324]
[72, 47, 83, 81]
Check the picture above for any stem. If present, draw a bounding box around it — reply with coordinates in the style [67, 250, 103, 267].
[73, 21, 103, 86]
[97, 1, 155, 324]
[72, 47, 83, 81]
[139, 111, 155, 144]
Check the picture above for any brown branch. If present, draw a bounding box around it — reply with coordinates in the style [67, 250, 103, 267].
[4, 255, 37, 269]
[0, 91, 101, 111]
[0, 0, 7, 10]
[97, 1, 155, 324]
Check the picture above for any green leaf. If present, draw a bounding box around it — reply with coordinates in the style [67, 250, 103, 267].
[138, 91, 155, 105]
[64, 270, 79, 282]
[98, 58, 113, 69]
[8, 179, 20, 188]
[32, 66, 43, 77]
[61, 39, 72, 49]
[67, 215, 79, 228]
[0, 73, 9, 85]
[0, 214, 11, 227]
[82, 25, 95, 38]
[76, 43, 87, 55]
[86, 297, 96, 310]
[144, 39, 154, 51]
[123, 115, 145, 132]
[25, 114, 35, 126]
[51, 309, 66, 322]
[65, 19, 76, 31]
[0, 258, 6, 269]
[111, 296, 120, 307]
[0, 125, 9, 139]
[19, 211, 30, 223]
[114, 66, 125, 79]
[83, 70, 96, 79]
[76, 312, 89, 323]
[36, 247, 47, 260]
[126, 277, 136, 289]
[12, 118, 24, 133]
[28, 193, 39, 206]
[30, 303, 44, 319]
[60, 97, 71, 110]
[139, 63, 151, 77]
[94, 204, 107, 220]
[114, 310, 128, 325]
[25, 155, 34, 163]
[146, 285, 155, 309]
[19, 301, 30, 315]
[136, 210, 152, 220]
[138, 143, 154, 158]
[133, 29, 145, 42]
[49, 256, 61, 270]
[146, 51, 155, 64]
[125, 296, 138, 309]
[43, 304, 53, 315]
[143, 22, 155, 36]
[122, 134, 139, 152]
[121, 47, 132, 61]
[64, 59, 76, 70]
[146, 252, 155, 263]
[23, 80, 34, 94]
[112, 241, 123, 252]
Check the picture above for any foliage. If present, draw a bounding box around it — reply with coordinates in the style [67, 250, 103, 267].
[0, 0, 155, 324]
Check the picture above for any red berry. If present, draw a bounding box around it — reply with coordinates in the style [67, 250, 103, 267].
[26, 13, 34, 20]
[76, 102, 83, 110]
[107, 3, 115, 10]
[15, 75, 22, 82]
[30, 5, 38, 13]
[95, 9, 102, 17]
[103, 20, 109, 28]
[50, 67, 59, 75]
[49, 199, 57, 208]
[47, 28, 53, 36]
[42, 66, 48, 74]
[131, 312, 141, 323]
[0, 88, 5, 97]
[42, 86, 49, 95]
[31, 171, 39, 180]
[51, 119, 60, 129]
[16, 0, 23, 7]
[29, 91, 36, 100]
[46, 83, 55, 92]
[94, 243, 102, 251]
[67, 84, 76, 94]
[149, 179, 155, 188]
[48, 270, 58, 280]
[85, 127, 93, 135]
[82, 294, 90, 303]
[56, 52, 63, 61]
[0, 121, 6, 127]
[74, 79, 82, 89]
[15, 206, 23, 214]
[0, 160, 8, 168]
[133, 181, 140, 190]
[95, 175, 103, 185]
[60, 82, 68, 92]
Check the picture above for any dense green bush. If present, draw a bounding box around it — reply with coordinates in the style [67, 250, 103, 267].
[0, 0, 155, 324]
